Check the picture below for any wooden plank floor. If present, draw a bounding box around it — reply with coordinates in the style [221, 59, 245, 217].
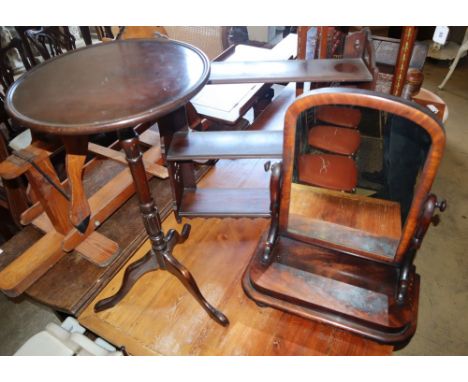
[78, 157, 392, 355]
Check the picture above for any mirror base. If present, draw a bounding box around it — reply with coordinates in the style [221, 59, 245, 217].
[243, 233, 419, 345]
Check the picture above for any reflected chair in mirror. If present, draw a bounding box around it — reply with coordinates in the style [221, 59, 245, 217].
[243, 87, 446, 344]
[294, 28, 378, 191]
[310, 28, 364, 135]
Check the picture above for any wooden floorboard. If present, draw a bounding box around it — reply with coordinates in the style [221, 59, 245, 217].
[78, 213, 392, 355]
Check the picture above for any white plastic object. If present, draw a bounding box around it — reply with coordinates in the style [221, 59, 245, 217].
[60, 316, 86, 334]
[8, 129, 32, 151]
[433, 26, 449, 45]
[14, 323, 79, 356]
[13, 317, 123, 356]
[426, 104, 440, 114]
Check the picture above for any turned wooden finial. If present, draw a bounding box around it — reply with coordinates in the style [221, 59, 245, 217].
[402, 68, 424, 99]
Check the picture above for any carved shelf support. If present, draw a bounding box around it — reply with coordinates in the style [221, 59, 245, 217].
[261, 161, 282, 265]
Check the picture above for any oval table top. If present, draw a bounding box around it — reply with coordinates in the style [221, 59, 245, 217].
[5, 39, 210, 135]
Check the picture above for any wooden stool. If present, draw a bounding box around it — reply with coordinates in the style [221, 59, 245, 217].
[298, 153, 358, 192]
[307, 124, 361, 156]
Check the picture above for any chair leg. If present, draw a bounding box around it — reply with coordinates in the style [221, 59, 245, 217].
[439, 45, 466, 89]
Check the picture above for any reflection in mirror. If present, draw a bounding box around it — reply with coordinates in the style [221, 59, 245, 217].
[289, 104, 431, 261]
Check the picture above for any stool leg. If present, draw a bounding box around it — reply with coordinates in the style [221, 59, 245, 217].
[94, 128, 228, 326]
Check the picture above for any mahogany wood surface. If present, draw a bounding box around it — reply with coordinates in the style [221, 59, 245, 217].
[93, 128, 229, 326]
[179, 188, 271, 218]
[243, 87, 444, 344]
[5, 39, 210, 135]
[2, 40, 209, 301]
[250, 83, 296, 131]
[167, 131, 283, 161]
[191, 34, 297, 125]
[168, 83, 295, 220]
[78, 159, 392, 355]
[288, 184, 401, 261]
[209, 58, 373, 85]
[244, 234, 419, 344]
[390, 27, 417, 96]
[297, 154, 358, 192]
[412, 88, 447, 122]
[280, 88, 445, 263]
[307, 125, 361, 155]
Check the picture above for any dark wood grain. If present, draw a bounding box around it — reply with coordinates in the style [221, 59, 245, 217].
[280, 87, 445, 263]
[179, 188, 271, 218]
[250, 83, 296, 131]
[244, 234, 419, 344]
[167, 83, 295, 220]
[288, 183, 401, 262]
[5, 39, 210, 135]
[167, 130, 283, 161]
[244, 87, 445, 344]
[209, 58, 373, 84]
[390, 27, 417, 96]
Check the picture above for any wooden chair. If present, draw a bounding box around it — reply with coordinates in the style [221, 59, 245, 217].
[1, 37, 30, 231]
[438, 27, 468, 89]
[298, 153, 358, 192]
[0, 37, 31, 93]
[23, 27, 76, 63]
[293, 28, 378, 191]
[307, 125, 361, 156]
[243, 87, 446, 344]
[0, 125, 29, 229]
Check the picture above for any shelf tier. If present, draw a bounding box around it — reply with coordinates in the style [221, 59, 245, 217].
[179, 188, 271, 218]
[167, 130, 283, 161]
[209, 58, 373, 85]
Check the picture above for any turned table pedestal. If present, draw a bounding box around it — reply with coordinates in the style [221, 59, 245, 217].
[3, 39, 228, 325]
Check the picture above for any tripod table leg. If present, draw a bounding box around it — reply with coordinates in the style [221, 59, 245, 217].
[94, 128, 229, 326]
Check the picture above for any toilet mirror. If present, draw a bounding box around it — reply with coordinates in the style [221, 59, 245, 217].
[281, 88, 444, 263]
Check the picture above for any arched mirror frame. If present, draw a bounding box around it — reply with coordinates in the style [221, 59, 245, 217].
[279, 87, 446, 264]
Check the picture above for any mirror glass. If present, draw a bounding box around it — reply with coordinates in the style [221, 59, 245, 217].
[287, 104, 431, 261]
